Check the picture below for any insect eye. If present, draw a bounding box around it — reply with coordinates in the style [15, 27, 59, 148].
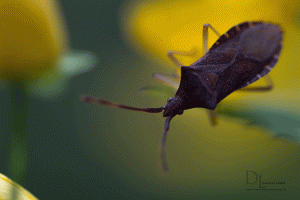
[178, 110, 183, 115]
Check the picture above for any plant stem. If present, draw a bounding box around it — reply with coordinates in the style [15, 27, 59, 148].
[8, 83, 28, 189]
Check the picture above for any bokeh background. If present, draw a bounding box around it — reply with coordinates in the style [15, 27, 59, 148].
[1, 0, 300, 199]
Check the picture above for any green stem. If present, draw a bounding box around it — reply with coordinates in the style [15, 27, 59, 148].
[8, 83, 28, 189]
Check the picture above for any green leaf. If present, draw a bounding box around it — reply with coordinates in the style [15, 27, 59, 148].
[218, 94, 300, 142]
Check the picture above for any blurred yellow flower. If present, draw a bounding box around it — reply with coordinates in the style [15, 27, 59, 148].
[0, 173, 38, 200]
[0, 0, 68, 82]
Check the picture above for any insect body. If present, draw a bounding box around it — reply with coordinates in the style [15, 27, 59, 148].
[81, 21, 283, 171]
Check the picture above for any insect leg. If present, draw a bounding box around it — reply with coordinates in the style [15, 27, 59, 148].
[203, 24, 221, 54]
[207, 110, 218, 126]
[167, 49, 197, 68]
[240, 75, 274, 92]
[152, 73, 180, 88]
[168, 24, 221, 67]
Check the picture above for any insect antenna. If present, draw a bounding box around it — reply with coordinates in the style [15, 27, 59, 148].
[160, 116, 173, 171]
[80, 95, 164, 113]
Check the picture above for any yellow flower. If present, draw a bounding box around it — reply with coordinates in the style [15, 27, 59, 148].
[0, 173, 38, 200]
[0, 0, 68, 82]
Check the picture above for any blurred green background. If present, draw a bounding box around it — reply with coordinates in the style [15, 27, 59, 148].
[1, 0, 300, 199]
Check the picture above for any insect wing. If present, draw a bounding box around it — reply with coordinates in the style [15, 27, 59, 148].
[178, 22, 283, 107]
[215, 22, 283, 102]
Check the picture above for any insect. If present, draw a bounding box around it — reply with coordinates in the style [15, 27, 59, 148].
[81, 21, 283, 171]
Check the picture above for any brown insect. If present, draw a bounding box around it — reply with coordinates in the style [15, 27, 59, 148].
[81, 21, 283, 171]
